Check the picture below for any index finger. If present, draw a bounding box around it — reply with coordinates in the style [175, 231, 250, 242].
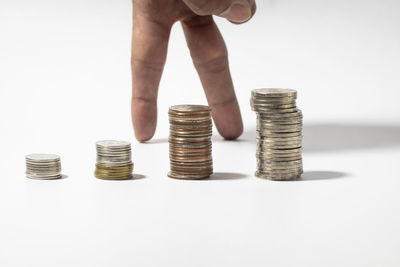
[131, 9, 171, 142]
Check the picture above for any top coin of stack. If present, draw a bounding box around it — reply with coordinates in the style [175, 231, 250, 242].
[25, 153, 62, 179]
[250, 88, 303, 180]
[95, 140, 133, 180]
[168, 105, 213, 180]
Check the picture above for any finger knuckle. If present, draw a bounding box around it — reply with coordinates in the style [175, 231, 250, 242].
[194, 54, 229, 74]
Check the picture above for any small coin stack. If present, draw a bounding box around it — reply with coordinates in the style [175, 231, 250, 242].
[25, 154, 62, 179]
[168, 105, 213, 180]
[250, 88, 303, 180]
[95, 140, 133, 180]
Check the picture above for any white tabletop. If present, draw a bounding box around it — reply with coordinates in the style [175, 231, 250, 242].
[1, 0, 399, 266]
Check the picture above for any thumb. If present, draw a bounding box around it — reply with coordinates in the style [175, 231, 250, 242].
[182, 0, 255, 24]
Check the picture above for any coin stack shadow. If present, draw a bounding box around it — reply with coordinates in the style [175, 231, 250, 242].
[250, 88, 303, 180]
[95, 140, 133, 180]
[25, 154, 62, 179]
[168, 105, 213, 180]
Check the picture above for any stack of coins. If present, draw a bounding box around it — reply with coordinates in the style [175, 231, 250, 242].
[95, 140, 133, 180]
[168, 105, 213, 180]
[250, 88, 303, 180]
[25, 154, 62, 179]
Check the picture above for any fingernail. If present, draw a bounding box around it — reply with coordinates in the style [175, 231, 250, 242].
[220, 2, 251, 23]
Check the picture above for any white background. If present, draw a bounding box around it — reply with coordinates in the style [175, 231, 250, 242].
[1, 0, 400, 266]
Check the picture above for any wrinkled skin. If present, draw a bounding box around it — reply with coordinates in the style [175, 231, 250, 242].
[131, 0, 256, 142]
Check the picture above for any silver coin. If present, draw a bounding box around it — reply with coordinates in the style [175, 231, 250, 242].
[25, 163, 61, 169]
[257, 123, 303, 129]
[25, 154, 60, 162]
[258, 111, 302, 119]
[251, 96, 296, 103]
[257, 132, 302, 138]
[258, 146, 302, 152]
[26, 173, 62, 180]
[26, 165, 61, 170]
[96, 161, 133, 167]
[257, 137, 302, 142]
[251, 102, 297, 108]
[258, 160, 303, 167]
[255, 171, 302, 181]
[257, 147, 301, 151]
[253, 108, 300, 114]
[257, 138, 303, 143]
[257, 168, 303, 175]
[257, 131, 302, 136]
[96, 140, 131, 148]
[251, 101, 297, 107]
[252, 88, 297, 98]
[256, 167, 303, 174]
[257, 116, 303, 122]
[168, 172, 212, 180]
[257, 121, 302, 126]
[257, 157, 302, 163]
[96, 150, 131, 153]
[256, 154, 303, 161]
[169, 105, 211, 113]
[259, 146, 302, 151]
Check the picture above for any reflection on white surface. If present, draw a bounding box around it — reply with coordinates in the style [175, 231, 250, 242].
[303, 123, 400, 152]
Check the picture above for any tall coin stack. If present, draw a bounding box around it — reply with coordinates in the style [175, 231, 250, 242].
[250, 88, 303, 180]
[168, 105, 213, 180]
[95, 140, 133, 180]
[25, 154, 62, 179]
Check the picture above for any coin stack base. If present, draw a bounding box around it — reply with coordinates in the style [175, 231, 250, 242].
[95, 164, 134, 180]
[167, 173, 211, 180]
[251, 88, 303, 181]
[25, 154, 62, 180]
[95, 140, 133, 180]
[168, 105, 213, 180]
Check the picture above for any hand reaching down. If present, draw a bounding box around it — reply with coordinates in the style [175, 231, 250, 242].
[131, 0, 256, 142]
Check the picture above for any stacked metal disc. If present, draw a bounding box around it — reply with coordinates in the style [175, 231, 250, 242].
[25, 154, 62, 179]
[95, 140, 133, 180]
[168, 105, 213, 180]
[250, 88, 303, 180]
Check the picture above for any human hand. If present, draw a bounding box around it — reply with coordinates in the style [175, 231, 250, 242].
[131, 0, 256, 142]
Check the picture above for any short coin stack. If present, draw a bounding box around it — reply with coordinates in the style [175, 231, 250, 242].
[168, 105, 213, 180]
[250, 88, 303, 180]
[95, 140, 133, 180]
[25, 154, 62, 179]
